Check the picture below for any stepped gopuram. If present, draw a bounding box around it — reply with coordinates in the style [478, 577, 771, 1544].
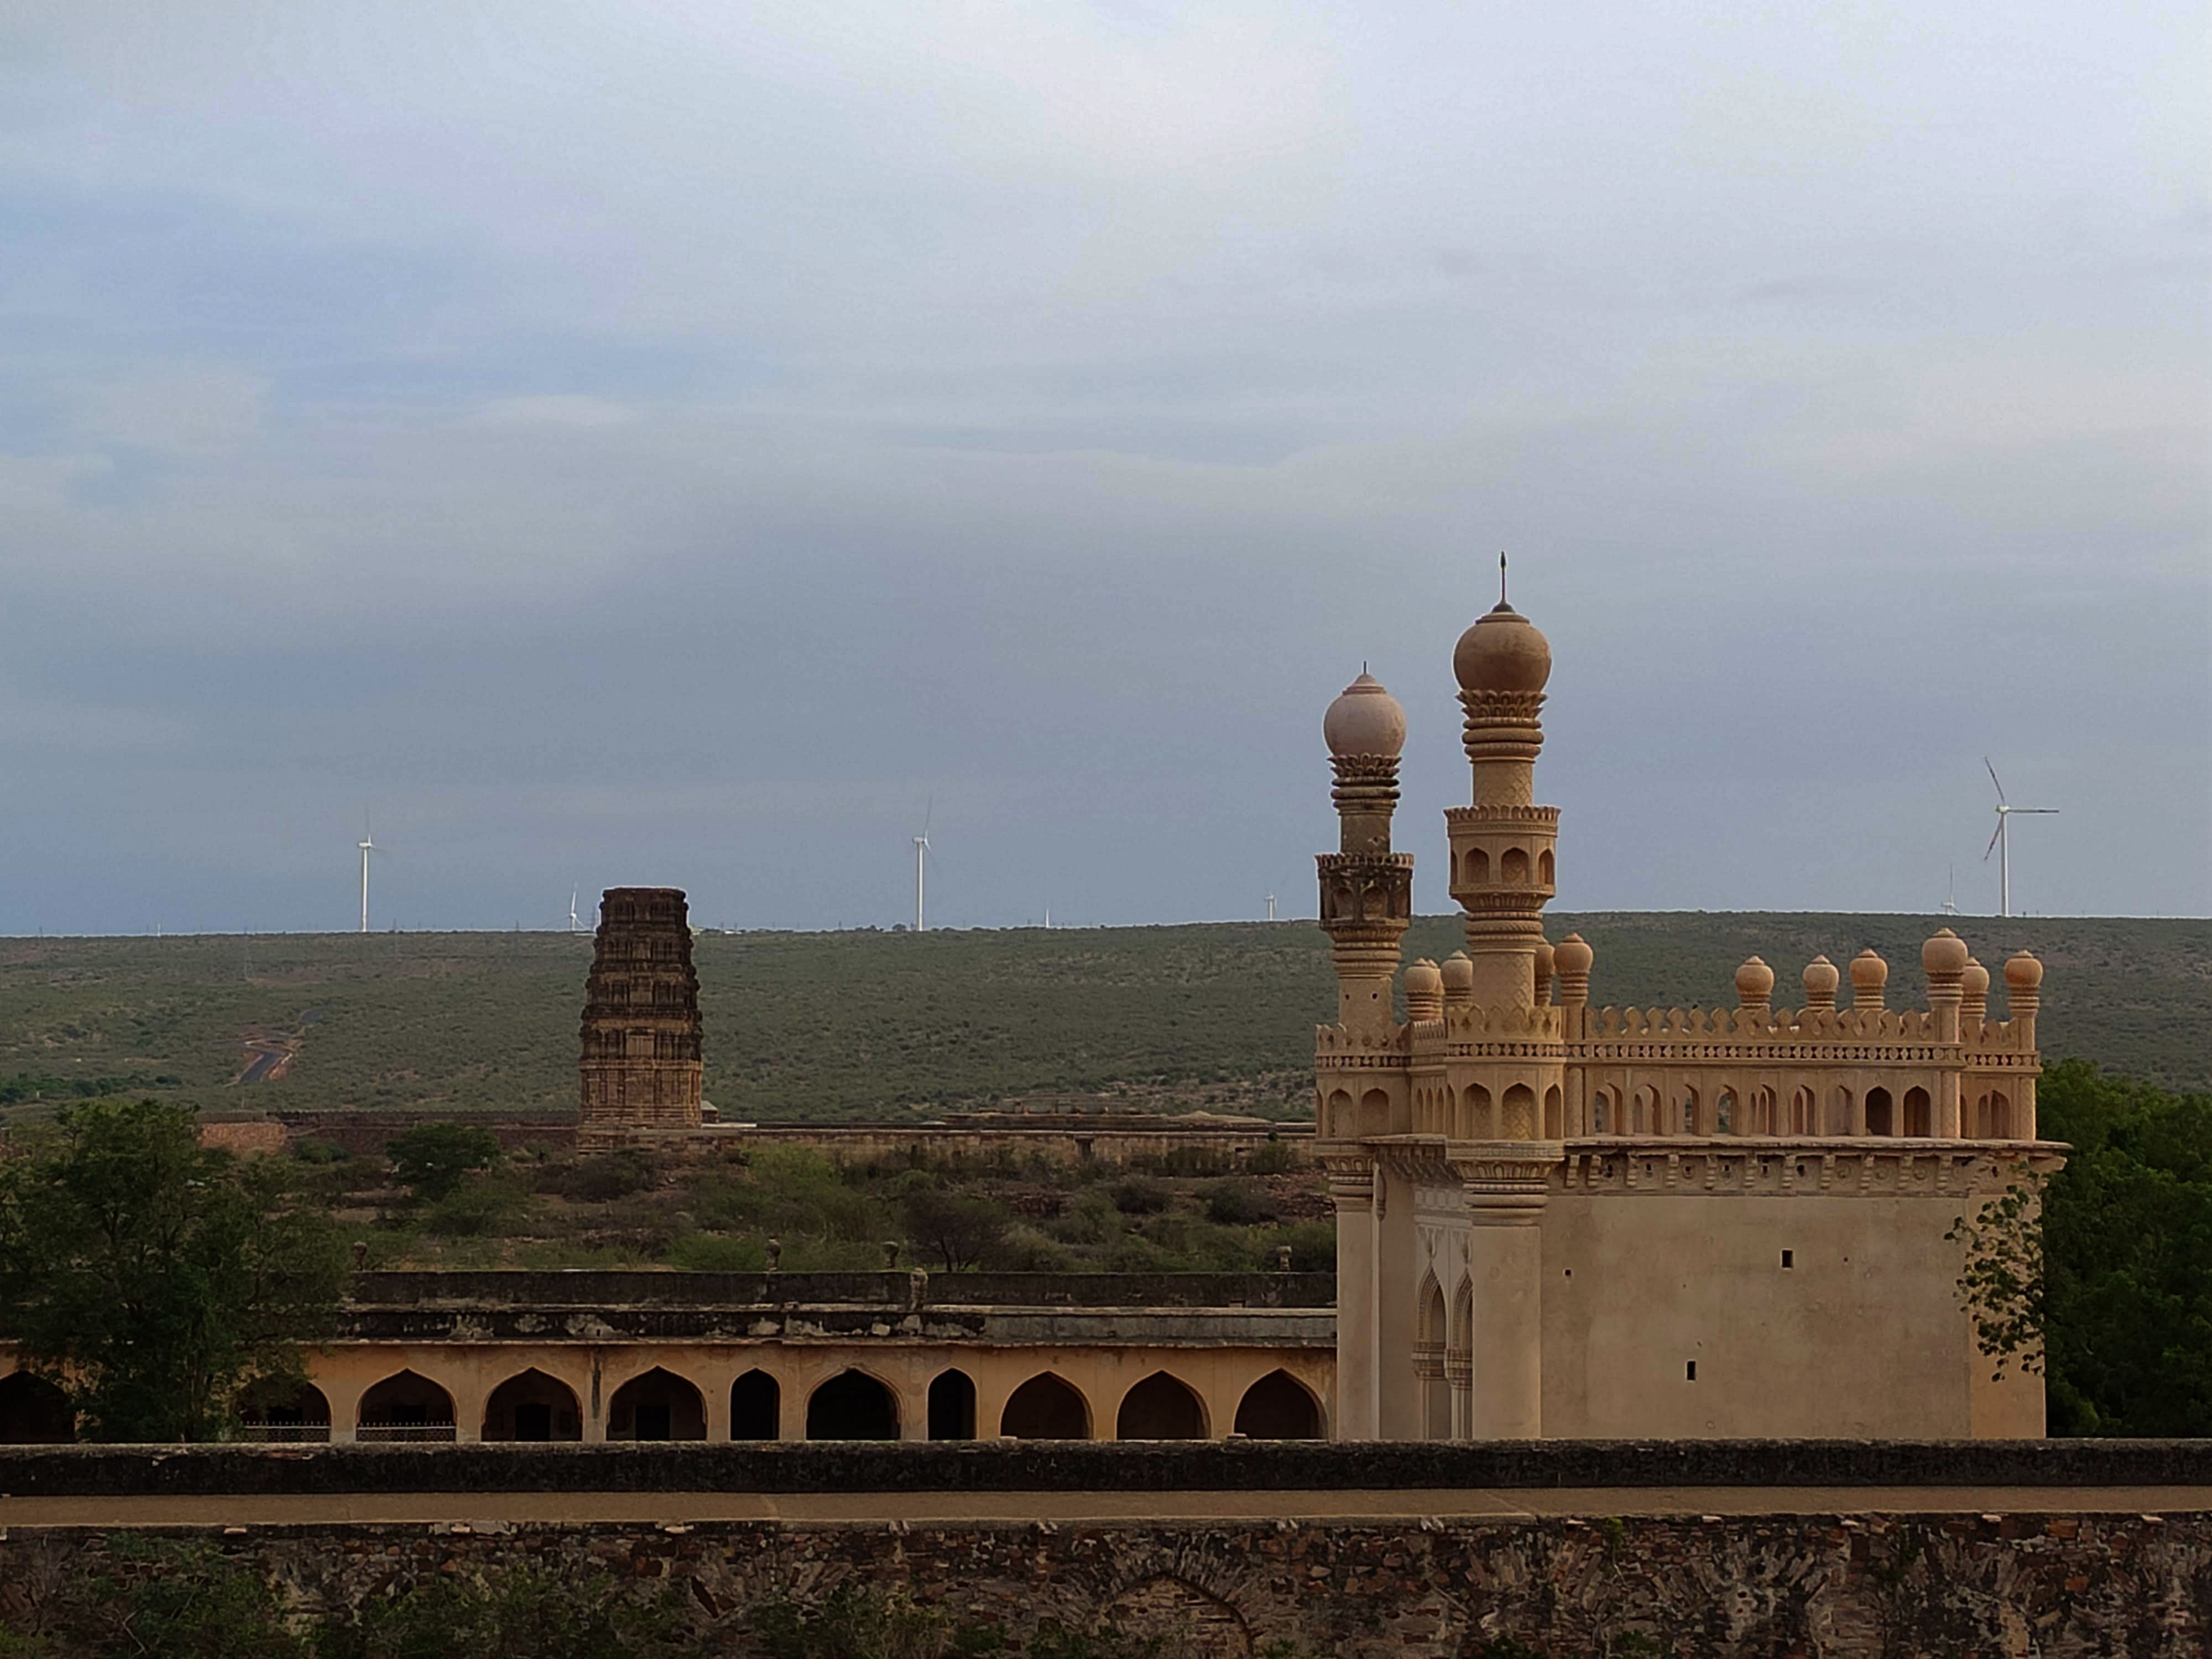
[1316, 576, 2061, 1442]
[578, 887, 705, 1147]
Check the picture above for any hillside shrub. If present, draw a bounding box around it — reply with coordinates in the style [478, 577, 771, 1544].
[1201, 1179, 1278, 1226]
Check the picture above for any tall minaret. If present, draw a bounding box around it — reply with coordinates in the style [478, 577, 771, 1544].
[1445, 560, 1558, 1008]
[1317, 671, 1412, 1035]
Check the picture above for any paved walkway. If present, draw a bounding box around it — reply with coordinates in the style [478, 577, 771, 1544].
[2, 1486, 2204, 1528]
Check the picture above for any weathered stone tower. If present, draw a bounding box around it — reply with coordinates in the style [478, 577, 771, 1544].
[578, 887, 703, 1147]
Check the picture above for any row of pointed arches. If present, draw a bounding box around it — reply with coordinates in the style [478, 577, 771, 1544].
[0, 1364, 1323, 1444]
[1586, 1082, 2015, 1138]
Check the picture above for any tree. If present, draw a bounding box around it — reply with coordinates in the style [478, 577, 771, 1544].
[901, 1187, 1009, 1273]
[0, 1099, 350, 1442]
[385, 1121, 500, 1201]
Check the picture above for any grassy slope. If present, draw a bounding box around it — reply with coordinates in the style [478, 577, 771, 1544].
[0, 913, 2203, 1123]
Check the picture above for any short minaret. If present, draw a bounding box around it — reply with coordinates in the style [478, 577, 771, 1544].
[1318, 672, 1413, 1036]
[1922, 928, 1970, 1133]
[1803, 955, 1840, 1012]
[1445, 562, 1558, 1008]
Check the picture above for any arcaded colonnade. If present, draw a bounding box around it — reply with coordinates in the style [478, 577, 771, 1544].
[0, 1345, 1328, 1446]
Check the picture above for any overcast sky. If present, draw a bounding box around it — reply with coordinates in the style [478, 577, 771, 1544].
[2, 1, 2205, 936]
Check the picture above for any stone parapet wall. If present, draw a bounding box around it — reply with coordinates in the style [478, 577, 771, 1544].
[346, 1269, 1337, 1311]
[1, 1512, 2201, 1657]
[5, 1439, 2211, 1498]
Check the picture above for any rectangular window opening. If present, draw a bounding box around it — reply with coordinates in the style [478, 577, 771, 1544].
[1781, 1249, 1794, 1269]
[1686, 1361, 1697, 1382]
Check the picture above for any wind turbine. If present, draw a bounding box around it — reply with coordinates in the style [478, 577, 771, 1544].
[357, 818, 377, 933]
[912, 797, 932, 932]
[1983, 759, 2057, 918]
[1942, 864, 1959, 916]
[1266, 894, 1278, 923]
[569, 889, 581, 933]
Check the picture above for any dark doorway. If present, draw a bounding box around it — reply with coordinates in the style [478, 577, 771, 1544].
[1115, 1372, 1206, 1440]
[927, 1370, 976, 1440]
[1865, 1088, 1894, 1137]
[608, 1367, 706, 1442]
[356, 1370, 456, 1443]
[1232, 1370, 1321, 1438]
[1903, 1087, 1932, 1137]
[732, 1369, 781, 1440]
[482, 1369, 582, 1443]
[1000, 1374, 1089, 1439]
[806, 1370, 899, 1440]
[0, 1372, 74, 1444]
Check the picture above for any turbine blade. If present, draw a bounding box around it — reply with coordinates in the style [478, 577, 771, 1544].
[2013, 807, 2059, 814]
[1984, 757, 2007, 804]
[1983, 821, 2004, 861]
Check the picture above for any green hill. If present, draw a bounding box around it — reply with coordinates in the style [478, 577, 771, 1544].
[0, 913, 2203, 1124]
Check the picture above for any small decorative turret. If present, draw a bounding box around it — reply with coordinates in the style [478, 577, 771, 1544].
[1439, 952, 1476, 1008]
[1922, 928, 1970, 1042]
[1849, 948, 1888, 1010]
[1317, 670, 1414, 1035]
[1404, 959, 1444, 1022]
[1961, 957, 1990, 1030]
[1532, 938, 1556, 1006]
[1802, 955, 1840, 1011]
[2004, 951, 2043, 1046]
[1734, 955, 1775, 1014]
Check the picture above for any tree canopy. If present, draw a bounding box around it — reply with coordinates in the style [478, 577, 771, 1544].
[0, 1098, 349, 1442]
[384, 1120, 501, 1200]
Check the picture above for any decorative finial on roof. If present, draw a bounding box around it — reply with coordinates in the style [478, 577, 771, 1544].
[1499, 550, 1508, 608]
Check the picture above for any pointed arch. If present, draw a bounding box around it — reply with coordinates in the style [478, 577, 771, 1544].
[1502, 1083, 1535, 1139]
[1903, 1086, 1932, 1138]
[1115, 1371, 1207, 1440]
[1865, 1087, 1895, 1138]
[0, 1372, 74, 1444]
[731, 1369, 781, 1441]
[806, 1368, 899, 1441]
[1233, 1370, 1322, 1439]
[1000, 1373, 1089, 1439]
[357, 1370, 455, 1442]
[927, 1368, 977, 1440]
[1543, 1083, 1562, 1139]
[484, 1368, 582, 1442]
[608, 1366, 705, 1442]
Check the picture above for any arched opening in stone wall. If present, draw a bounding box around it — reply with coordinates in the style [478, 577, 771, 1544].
[1000, 1373, 1089, 1439]
[1985, 1092, 2012, 1138]
[1233, 1370, 1322, 1439]
[731, 1369, 780, 1440]
[806, 1369, 899, 1441]
[1465, 848, 1489, 885]
[927, 1369, 977, 1440]
[1715, 1089, 1736, 1134]
[483, 1368, 583, 1443]
[608, 1367, 705, 1442]
[1749, 1087, 1776, 1134]
[1832, 1086, 1855, 1135]
[1417, 1273, 1448, 1438]
[0, 1372, 74, 1444]
[1358, 1088, 1390, 1136]
[1903, 1087, 1932, 1138]
[1677, 1087, 1701, 1136]
[1501, 848, 1530, 884]
[357, 1370, 456, 1443]
[1790, 1087, 1815, 1134]
[1865, 1087, 1894, 1138]
[1632, 1085, 1660, 1135]
[1459, 1083, 1491, 1139]
[1502, 1083, 1534, 1139]
[1543, 1084, 1562, 1139]
[1323, 1089, 1352, 1135]
[1590, 1087, 1614, 1134]
[1115, 1372, 1207, 1440]
[241, 1380, 330, 1442]
[1538, 849, 1554, 886]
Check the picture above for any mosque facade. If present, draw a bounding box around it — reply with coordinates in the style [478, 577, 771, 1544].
[1315, 582, 2058, 1441]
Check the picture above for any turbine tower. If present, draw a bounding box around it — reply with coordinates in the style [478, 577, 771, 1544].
[912, 798, 932, 932]
[1983, 758, 2057, 918]
[569, 890, 580, 933]
[357, 820, 376, 933]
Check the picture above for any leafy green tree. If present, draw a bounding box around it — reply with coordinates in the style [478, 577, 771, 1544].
[0, 1099, 350, 1442]
[902, 1187, 1010, 1273]
[384, 1121, 501, 1201]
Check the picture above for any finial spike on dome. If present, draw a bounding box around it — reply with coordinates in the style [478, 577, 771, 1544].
[1499, 551, 1507, 606]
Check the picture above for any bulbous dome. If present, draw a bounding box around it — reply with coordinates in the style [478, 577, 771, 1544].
[1453, 603, 1552, 695]
[1440, 952, 1475, 998]
[1323, 671, 1407, 758]
[1961, 958, 1990, 999]
[1403, 958, 1443, 998]
[1803, 954, 1841, 999]
[1922, 928, 1970, 977]
[1552, 933, 1593, 977]
[1850, 949, 1890, 992]
[2004, 951, 2044, 990]
[1735, 956, 1775, 1001]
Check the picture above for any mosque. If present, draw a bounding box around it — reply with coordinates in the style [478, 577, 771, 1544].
[1313, 574, 2058, 1441]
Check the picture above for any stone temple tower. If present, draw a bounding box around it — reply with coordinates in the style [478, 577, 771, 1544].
[578, 887, 704, 1147]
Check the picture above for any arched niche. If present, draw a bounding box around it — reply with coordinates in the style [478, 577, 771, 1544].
[1000, 1373, 1089, 1439]
[483, 1368, 582, 1443]
[1542, 1084, 1562, 1139]
[0, 1372, 74, 1444]
[806, 1369, 899, 1441]
[1233, 1370, 1322, 1439]
[1903, 1086, 1932, 1138]
[1865, 1087, 1895, 1138]
[731, 1369, 781, 1441]
[608, 1366, 705, 1442]
[242, 1380, 330, 1443]
[357, 1370, 455, 1442]
[1501, 1083, 1534, 1139]
[1115, 1372, 1207, 1441]
[927, 1369, 976, 1441]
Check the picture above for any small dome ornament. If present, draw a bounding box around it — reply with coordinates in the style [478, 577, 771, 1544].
[1403, 958, 1443, 999]
[1323, 670, 1407, 759]
[1439, 952, 1476, 1001]
[1453, 552, 1552, 695]
[1735, 955, 1776, 1004]
[2004, 951, 2044, 990]
[1802, 954, 1840, 1008]
[1961, 958, 1991, 1000]
[1921, 928, 1970, 978]
[1552, 933, 1594, 978]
